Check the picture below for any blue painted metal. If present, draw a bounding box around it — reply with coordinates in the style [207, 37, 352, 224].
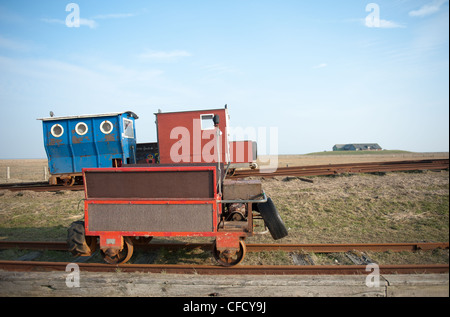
[38, 112, 138, 175]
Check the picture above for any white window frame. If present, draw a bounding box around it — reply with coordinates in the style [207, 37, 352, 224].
[122, 118, 134, 139]
[200, 114, 215, 130]
[100, 120, 113, 134]
[75, 122, 88, 136]
[50, 124, 64, 138]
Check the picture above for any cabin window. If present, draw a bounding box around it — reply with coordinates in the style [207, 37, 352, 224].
[100, 120, 113, 134]
[200, 114, 215, 130]
[51, 124, 64, 138]
[75, 122, 88, 136]
[123, 118, 134, 138]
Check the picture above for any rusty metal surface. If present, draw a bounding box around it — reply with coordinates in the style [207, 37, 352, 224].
[1, 241, 448, 253]
[0, 241, 69, 250]
[245, 242, 450, 252]
[0, 183, 84, 192]
[85, 169, 215, 199]
[222, 179, 262, 200]
[230, 159, 449, 178]
[0, 260, 447, 275]
[88, 203, 214, 232]
[2, 159, 447, 192]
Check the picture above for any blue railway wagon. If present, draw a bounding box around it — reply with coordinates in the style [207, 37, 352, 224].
[38, 111, 138, 185]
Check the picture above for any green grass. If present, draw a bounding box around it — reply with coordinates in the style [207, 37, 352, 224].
[258, 171, 449, 245]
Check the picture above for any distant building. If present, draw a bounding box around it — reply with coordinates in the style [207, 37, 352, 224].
[333, 143, 382, 151]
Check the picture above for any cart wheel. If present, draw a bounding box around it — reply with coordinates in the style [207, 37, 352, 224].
[257, 197, 288, 240]
[62, 176, 75, 187]
[67, 221, 97, 256]
[101, 237, 134, 264]
[213, 240, 246, 267]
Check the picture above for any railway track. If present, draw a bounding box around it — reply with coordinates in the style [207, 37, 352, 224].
[0, 182, 83, 192]
[230, 159, 449, 178]
[0, 260, 447, 275]
[0, 240, 448, 253]
[0, 241, 448, 275]
[1, 159, 446, 192]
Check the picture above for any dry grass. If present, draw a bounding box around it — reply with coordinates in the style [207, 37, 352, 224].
[0, 159, 48, 184]
[0, 190, 84, 241]
[254, 171, 449, 244]
[258, 152, 449, 168]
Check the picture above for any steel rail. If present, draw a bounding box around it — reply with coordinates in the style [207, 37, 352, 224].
[0, 260, 447, 275]
[0, 159, 447, 192]
[1, 241, 448, 253]
[230, 159, 449, 178]
[0, 183, 84, 192]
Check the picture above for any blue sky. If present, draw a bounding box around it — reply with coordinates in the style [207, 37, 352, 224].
[0, 0, 448, 158]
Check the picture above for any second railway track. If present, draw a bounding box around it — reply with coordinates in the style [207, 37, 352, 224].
[0, 159, 448, 192]
[230, 159, 449, 178]
[0, 240, 448, 275]
[1, 260, 447, 275]
[0, 240, 448, 253]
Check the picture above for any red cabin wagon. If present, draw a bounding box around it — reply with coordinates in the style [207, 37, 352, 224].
[67, 107, 287, 266]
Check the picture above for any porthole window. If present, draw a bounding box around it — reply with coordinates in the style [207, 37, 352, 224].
[51, 124, 64, 138]
[75, 122, 88, 136]
[100, 120, 113, 134]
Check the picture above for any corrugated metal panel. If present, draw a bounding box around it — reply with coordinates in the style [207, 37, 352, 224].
[88, 203, 214, 232]
[41, 112, 137, 174]
[84, 168, 215, 199]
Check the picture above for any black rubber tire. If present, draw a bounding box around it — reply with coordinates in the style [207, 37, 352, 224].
[67, 220, 95, 256]
[257, 197, 288, 240]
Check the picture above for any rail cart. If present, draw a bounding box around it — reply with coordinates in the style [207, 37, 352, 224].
[67, 164, 287, 266]
[38, 111, 138, 186]
[67, 108, 287, 266]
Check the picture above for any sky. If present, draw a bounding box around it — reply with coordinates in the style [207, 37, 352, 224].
[0, 0, 448, 159]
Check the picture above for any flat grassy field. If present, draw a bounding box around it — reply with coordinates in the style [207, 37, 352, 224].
[257, 151, 449, 168]
[0, 153, 448, 266]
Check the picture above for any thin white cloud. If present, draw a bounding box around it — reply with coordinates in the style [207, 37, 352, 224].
[138, 50, 192, 61]
[409, 0, 449, 17]
[202, 63, 240, 74]
[0, 35, 30, 51]
[41, 11, 137, 29]
[378, 19, 406, 28]
[41, 17, 97, 29]
[79, 18, 97, 29]
[41, 18, 65, 25]
[364, 18, 406, 28]
[91, 13, 137, 19]
[313, 63, 328, 69]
